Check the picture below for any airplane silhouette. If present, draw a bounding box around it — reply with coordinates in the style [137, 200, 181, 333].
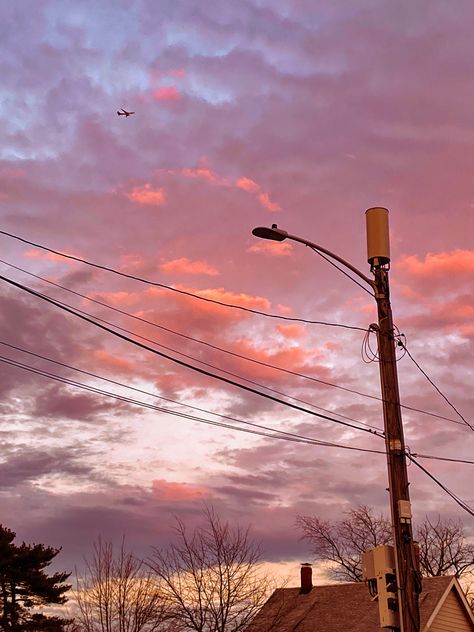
[117, 108, 135, 117]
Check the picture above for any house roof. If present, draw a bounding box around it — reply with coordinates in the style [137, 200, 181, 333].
[246, 576, 466, 632]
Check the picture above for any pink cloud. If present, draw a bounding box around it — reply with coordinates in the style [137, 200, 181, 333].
[398, 251, 474, 279]
[153, 86, 180, 101]
[160, 257, 219, 276]
[0, 167, 25, 178]
[165, 68, 186, 78]
[23, 248, 77, 264]
[92, 350, 134, 374]
[236, 177, 260, 193]
[247, 241, 293, 256]
[257, 191, 281, 212]
[151, 479, 208, 501]
[150, 67, 186, 83]
[194, 287, 271, 311]
[127, 184, 166, 206]
[222, 339, 327, 383]
[181, 167, 222, 184]
[277, 324, 305, 338]
[277, 304, 293, 315]
[132, 285, 273, 345]
[89, 290, 138, 307]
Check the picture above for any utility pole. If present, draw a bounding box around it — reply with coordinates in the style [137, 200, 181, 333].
[367, 208, 421, 632]
[252, 208, 422, 631]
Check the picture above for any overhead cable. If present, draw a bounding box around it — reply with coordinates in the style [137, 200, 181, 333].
[402, 343, 474, 432]
[407, 454, 474, 518]
[0, 269, 381, 433]
[0, 273, 384, 438]
[0, 231, 366, 331]
[0, 258, 466, 429]
[1, 348, 470, 467]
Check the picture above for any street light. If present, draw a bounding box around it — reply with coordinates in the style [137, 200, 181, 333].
[252, 208, 421, 632]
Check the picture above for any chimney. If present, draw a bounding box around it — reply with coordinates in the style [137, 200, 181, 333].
[300, 563, 313, 594]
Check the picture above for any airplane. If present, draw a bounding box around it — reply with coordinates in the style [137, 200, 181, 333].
[117, 108, 135, 117]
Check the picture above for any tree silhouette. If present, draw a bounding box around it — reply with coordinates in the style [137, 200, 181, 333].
[147, 506, 275, 632]
[0, 524, 71, 631]
[297, 505, 474, 583]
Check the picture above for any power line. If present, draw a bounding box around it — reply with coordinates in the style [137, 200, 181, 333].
[0, 267, 381, 434]
[409, 452, 474, 465]
[308, 245, 373, 297]
[402, 343, 474, 432]
[0, 273, 384, 438]
[0, 339, 303, 432]
[1, 345, 470, 467]
[0, 258, 466, 430]
[0, 351, 387, 455]
[0, 231, 366, 331]
[407, 454, 474, 518]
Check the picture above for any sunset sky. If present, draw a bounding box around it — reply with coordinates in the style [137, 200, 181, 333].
[1, 0, 474, 587]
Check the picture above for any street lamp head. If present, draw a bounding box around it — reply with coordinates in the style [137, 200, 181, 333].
[252, 224, 288, 241]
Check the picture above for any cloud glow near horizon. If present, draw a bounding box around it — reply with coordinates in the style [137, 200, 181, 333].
[1, 0, 474, 581]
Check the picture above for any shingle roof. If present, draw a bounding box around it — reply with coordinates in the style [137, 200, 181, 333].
[246, 576, 455, 632]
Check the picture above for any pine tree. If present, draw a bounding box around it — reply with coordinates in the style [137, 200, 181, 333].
[0, 524, 71, 631]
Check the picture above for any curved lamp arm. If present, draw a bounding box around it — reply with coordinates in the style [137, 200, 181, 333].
[252, 225, 376, 292]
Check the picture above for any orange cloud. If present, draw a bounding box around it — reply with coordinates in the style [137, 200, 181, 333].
[236, 177, 260, 193]
[398, 250, 474, 279]
[160, 257, 219, 276]
[153, 86, 180, 101]
[194, 287, 271, 311]
[127, 184, 166, 206]
[277, 304, 293, 315]
[181, 167, 222, 184]
[258, 191, 281, 212]
[151, 479, 208, 501]
[224, 339, 327, 383]
[92, 350, 134, 373]
[23, 248, 76, 264]
[277, 324, 305, 338]
[89, 290, 138, 307]
[247, 241, 293, 256]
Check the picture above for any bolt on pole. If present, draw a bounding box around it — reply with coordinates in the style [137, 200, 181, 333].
[366, 207, 421, 632]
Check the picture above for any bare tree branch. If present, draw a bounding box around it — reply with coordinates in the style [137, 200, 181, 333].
[74, 537, 168, 632]
[147, 506, 275, 632]
[297, 506, 474, 584]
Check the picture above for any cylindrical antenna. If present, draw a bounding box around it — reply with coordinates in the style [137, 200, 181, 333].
[366, 207, 390, 268]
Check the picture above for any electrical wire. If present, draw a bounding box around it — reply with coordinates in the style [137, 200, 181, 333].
[0, 273, 385, 438]
[407, 454, 474, 518]
[0, 231, 367, 331]
[402, 343, 474, 432]
[0, 345, 470, 466]
[307, 245, 373, 297]
[361, 326, 379, 364]
[0, 352, 387, 455]
[0, 269, 382, 434]
[0, 339, 303, 432]
[0, 258, 467, 430]
[3, 238, 473, 518]
[0, 258, 377, 400]
[409, 452, 474, 465]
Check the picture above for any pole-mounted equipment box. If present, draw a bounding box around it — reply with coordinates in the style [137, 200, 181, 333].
[362, 545, 400, 629]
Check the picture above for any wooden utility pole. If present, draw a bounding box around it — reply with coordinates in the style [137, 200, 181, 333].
[367, 208, 421, 632]
[253, 209, 422, 631]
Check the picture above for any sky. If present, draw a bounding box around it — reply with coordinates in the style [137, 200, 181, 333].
[1, 0, 474, 591]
